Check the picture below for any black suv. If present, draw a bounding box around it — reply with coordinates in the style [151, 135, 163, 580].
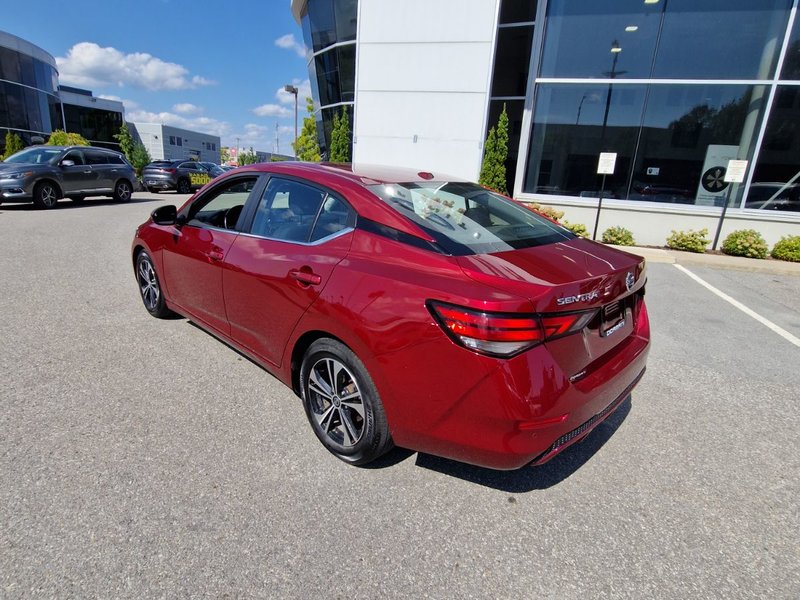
[0, 145, 137, 209]
[141, 160, 212, 194]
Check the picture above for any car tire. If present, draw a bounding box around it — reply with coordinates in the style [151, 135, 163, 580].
[177, 178, 191, 194]
[135, 250, 175, 319]
[113, 180, 133, 202]
[32, 181, 59, 209]
[300, 339, 393, 466]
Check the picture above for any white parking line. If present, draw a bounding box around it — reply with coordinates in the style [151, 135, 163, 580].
[674, 264, 800, 348]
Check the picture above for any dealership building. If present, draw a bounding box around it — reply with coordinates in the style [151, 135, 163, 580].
[292, 0, 800, 246]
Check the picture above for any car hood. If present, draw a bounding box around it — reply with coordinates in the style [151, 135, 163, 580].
[455, 237, 646, 312]
[0, 161, 43, 171]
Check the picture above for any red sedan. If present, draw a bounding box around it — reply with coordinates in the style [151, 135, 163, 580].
[132, 162, 649, 470]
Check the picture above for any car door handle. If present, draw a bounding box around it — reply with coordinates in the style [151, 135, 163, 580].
[289, 269, 322, 286]
[83, 169, 92, 174]
[207, 246, 224, 261]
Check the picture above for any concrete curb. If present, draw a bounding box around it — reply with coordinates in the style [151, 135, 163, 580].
[608, 244, 800, 276]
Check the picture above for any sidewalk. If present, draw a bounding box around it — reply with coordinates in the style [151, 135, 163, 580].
[610, 245, 800, 276]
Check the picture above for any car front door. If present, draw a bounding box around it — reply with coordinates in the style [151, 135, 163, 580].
[162, 175, 261, 335]
[223, 177, 355, 367]
[59, 149, 96, 194]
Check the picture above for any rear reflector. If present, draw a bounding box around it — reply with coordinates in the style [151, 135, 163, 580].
[428, 301, 596, 358]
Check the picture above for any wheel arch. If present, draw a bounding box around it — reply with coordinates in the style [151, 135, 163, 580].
[34, 178, 63, 198]
[289, 330, 350, 396]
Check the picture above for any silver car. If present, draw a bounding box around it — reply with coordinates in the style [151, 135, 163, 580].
[0, 145, 137, 209]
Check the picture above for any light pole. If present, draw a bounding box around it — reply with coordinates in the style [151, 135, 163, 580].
[284, 84, 299, 155]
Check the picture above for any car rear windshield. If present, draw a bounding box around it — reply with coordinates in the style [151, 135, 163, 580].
[368, 181, 575, 255]
[4, 147, 63, 164]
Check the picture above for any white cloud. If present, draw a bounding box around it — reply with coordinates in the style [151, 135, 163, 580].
[252, 104, 293, 118]
[274, 33, 307, 59]
[127, 108, 230, 139]
[56, 42, 216, 91]
[173, 103, 202, 115]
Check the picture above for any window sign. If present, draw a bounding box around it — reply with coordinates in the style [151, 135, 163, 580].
[597, 152, 617, 175]
[696, 145, 738, 206]
[724, 160, 748, 183]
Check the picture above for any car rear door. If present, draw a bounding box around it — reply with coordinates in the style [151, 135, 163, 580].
[162, 174, 262, 335]
[223, 177, 355, 367]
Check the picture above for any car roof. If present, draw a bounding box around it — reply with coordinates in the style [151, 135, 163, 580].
[222, 162, 472, 242]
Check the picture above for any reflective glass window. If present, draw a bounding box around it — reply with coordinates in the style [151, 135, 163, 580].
[307, 0, 336, 52]
[18, 53, 35, 87]
[315, 49, 340, 106]
[23, 87, 41, 132]
[540, 0, 661, 79]
[49, 96, 63, 131]
[3, 83, 28, 130]
[0, 47, 21, 82]
[781, 14, 800, 80]
[749, 86, 800, 212]
[629, 84, 766, 206]
[338, 44, 355, 103]
[334, 0, 358, 42]
[320, 104, 353, 157]
[500, 0, 537, 24]
[491, 26, 533, 97]
[653, 0, 791, 79]
[524, 84, 647, 196]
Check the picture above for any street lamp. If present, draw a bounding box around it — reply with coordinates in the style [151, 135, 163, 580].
[284, 84, 299, 155]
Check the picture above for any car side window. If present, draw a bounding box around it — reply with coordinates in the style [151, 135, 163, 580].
[85, 151, 108, 165]
[250, 179, 326, 243]
[309, 195, 355, 242]
[186, 176, 259, 230]
[62, 150, 84, 165]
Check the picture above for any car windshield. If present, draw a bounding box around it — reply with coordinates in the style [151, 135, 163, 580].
[3, 147, 62, 164]
[368, 181, 575, 255]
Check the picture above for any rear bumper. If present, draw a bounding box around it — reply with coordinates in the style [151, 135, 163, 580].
[375, 301, 651, 470]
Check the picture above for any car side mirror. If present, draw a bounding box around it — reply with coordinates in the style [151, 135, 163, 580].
[151, 204, 178, 226]
[60, 159, 75, 167]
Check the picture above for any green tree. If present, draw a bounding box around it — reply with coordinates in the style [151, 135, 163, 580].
[293, 97, 321, 162]
[129, 141, 152, 176]
[329, 106, 351, 163]
[478, 104, 509, 195]
[238, 147, 258, 166]
[1, 131, 24, 160]
[113, 123, 136, 159]
[47, 130, 90, 146]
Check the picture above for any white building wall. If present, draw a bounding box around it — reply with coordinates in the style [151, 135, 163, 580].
[353, 0, 500, 180]
[129, 123, 221, 163]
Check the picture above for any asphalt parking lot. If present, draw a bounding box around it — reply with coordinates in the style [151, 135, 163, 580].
[1, 193, 798, 599]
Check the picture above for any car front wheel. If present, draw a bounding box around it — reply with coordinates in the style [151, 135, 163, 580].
[33, 181, 59, 209]
[135, 250, 175, 319]
[300, 339, 393, 466]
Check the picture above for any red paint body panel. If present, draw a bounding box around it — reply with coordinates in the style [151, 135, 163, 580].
[132, 162, 650, 470]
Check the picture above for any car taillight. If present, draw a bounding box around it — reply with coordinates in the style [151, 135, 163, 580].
[163, 168, 176, 173]
[428, 301, 596, 358]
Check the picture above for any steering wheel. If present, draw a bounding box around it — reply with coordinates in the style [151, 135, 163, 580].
[224, 205, 243, 229]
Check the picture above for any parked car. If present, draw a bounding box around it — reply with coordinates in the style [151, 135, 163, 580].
[198, 162, 227, 178]
[0, 145, 136, 209]
[132, 162, 650, 470]
[141, 160, 212, 194]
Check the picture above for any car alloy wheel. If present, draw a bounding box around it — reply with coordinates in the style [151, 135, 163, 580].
[135, 251, 174, 319]
[300, 339, 393, 465]
[177, 179, 191, 194]
[33, 182, 59, 209]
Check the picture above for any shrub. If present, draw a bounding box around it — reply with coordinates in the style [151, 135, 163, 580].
[770, 235, 800, 262]
[721, 229, 768, 259]
[562, 220, 588, 238]
[666, 228, 710, 253]
[2, 131, 24, 159]
[529, 203, 564, 222]
[46, 130, 89, 146]
[602, 226, 635, 246]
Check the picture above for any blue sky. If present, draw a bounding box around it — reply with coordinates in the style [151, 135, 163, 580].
[4, 0, 310, 156]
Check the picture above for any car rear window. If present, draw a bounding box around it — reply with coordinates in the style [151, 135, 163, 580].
[367, 182, 575, 255]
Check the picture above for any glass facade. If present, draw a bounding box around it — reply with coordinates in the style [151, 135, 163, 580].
[0, 41, 63, 152]
[299, 0, 357, 156]
[63, 104, 123, 147]
[487, 1, 538, 193]
[523, 0, 800, 212]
